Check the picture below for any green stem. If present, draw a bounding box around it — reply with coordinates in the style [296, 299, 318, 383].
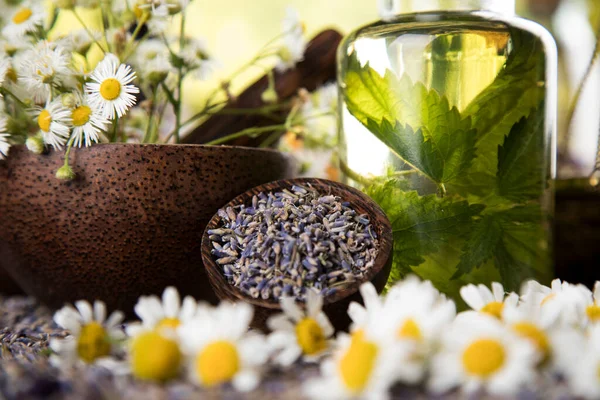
[173, 13, 186, 144]
[63, 137, 75, 167]
[72, 8, 107, 54]
[143, 87, 158, 143]
[205, 124, 286, 146]
[339, 158, 374, 186]
[259, 130, 284, 148]
[160, 82, 177, 107]
[111, 117, 119, 142]
[122, 15, 148, 59]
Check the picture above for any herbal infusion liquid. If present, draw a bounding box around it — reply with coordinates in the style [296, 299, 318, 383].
[337, 0, 557, 301]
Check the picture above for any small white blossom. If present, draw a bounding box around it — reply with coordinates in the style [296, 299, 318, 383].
[276, 7, 306, 72]
[267, 289, 334, 366]
[86, 53, 139, 119]
[18, 41, 73, 103]
[33, 100, 72, 150]
[68, 91, 109, 148]
[179, 302, 270, 391]
[460, 282, 519, 320]
[2, 1, 45, 39]
[51, 300, 125, 367]
[429, 312, 538, 396]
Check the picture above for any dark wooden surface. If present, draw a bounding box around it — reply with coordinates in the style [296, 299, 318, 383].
[0, 145, 295, 315]
[202, 178, 393, 332]
[183, 30, 342, 146]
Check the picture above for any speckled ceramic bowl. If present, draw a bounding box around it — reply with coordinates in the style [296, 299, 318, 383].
[0, 144, 295, 312]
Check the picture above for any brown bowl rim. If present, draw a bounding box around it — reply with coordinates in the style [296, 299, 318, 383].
[201, 177, 393, 310]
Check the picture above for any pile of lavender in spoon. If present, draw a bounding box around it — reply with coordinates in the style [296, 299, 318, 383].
[207, 184, 380, 301]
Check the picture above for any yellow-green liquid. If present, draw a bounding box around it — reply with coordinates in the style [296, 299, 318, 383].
[338, 12, 555, 300]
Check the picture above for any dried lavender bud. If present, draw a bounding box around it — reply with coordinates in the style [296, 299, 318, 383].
[210, 184, 379, 302]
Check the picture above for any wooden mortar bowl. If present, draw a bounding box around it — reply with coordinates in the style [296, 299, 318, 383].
[202, 178, 393, 332]
[0, 144, 295, 313]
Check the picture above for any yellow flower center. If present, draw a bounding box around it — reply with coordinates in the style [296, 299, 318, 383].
[12, 8, 32, 24]
[541, 293, 556, 306]
[462, 338, 506, 377]
[481, 301, 504, 319]
[38, 110, 52, 133]
[76, 322, 111, 364]
[196, 340, 240, 387]
[295, 318, 327, 355]
[587, 304, 600, 322]
[71, 105, 92, 127]
[338, 330, 378, 393]
[130, 331, 181, 382]
[100, 78, 121, 101]
[157, 317, 181, 330]
[397, 318, 422, 341]
[511, 322, 550, 363]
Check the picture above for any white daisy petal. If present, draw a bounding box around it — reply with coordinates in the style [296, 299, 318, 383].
[232, 370, 260, 392]
[306, 288, 323, 318]
[162, 286, 180, 318]
[93, 301, 106, 323]
[280, 297, 303, 322]
[75, 301, 94, 324]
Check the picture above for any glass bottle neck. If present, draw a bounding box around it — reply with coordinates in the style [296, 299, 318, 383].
[379, 0, 516, 19]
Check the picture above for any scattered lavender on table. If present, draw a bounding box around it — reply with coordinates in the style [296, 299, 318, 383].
[208, 184, 379, 301]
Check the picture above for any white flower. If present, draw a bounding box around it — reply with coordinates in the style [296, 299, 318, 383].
[134, 39, 172, 83]
[347, 279, 455, 385]
[276, 7, 306, 72]
[429, 313, 538, 396]
[179, 302, 269, 391]
[18, 41, 73, 103]
[460, 282, 519, 319]
[385, 276, 456, 356]
[2, 2, 45, 39]
[267, 289, 334, 366]
[50, 300, 125, 366]
[134, 39, 169, 65]
[180, 37, 220, 80]
[299, 83, 338, 147]
[502, 300, 556, 365]
[0, 117, 10, 159]
[556, 325, 600, 399]
[137, 0, 188, 18]
[303, 297, 409, 400]
[521, 278, 590, 327]
[127, 286, 202, 337]
[86, 53, 139, 120]
[33, 100, 71, 150]
[68, 91, 109, 148]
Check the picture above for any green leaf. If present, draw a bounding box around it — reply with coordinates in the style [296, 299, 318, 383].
[455, 30, 546, 196]
[365, 180, 484, 280]
[344, 52, 473, 139]
[451, 215, 503, 279]
[497, 110, 545, 201]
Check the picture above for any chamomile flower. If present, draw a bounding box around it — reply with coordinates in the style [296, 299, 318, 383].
[347, 282, 385, 332]
[276, 7, 306, 72]
[429, 313, 538, 396]
[86, 53, 139, 120]
[0, 117, 10, 159]
[502, 300, 555, 365]
[19, 41, 72, 103]
[267, 289, 334, 366]
[179, 302, 270, 391]
[33, 100, 71, 150]
[68, 92, 109, 148]
[180, 37, 220, 81]
[521, 278, 590, 327]
[50, 300, 125, 367]
[304, 294, 410, 400]
[556, 325, 600, 399]
[460, 282, 519, 319]
[127, 286, 201, 337]
[2, 1, 45, 39]
[386, 276, 456, 349]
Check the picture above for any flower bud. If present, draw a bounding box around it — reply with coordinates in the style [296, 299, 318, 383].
[56, 165, 76, 181]
[261, 87, 278, 104]
[61, 93, 77, 109]
[26, 136, 44, 154]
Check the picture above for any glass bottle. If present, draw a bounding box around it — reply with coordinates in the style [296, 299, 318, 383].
[337, 0, 557, 301]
